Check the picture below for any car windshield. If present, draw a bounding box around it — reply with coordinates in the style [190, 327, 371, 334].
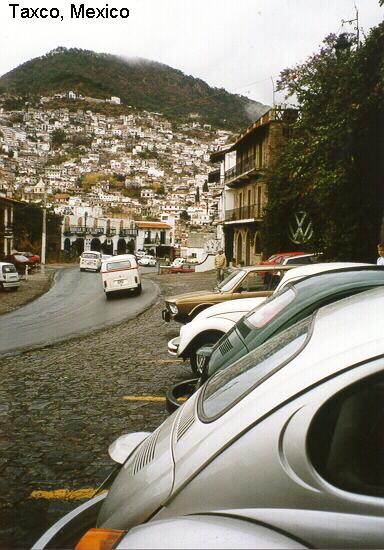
[106, 260, 132, 271]
[200, 316, 312, 421]
[244, 287, 296, 329]
[14, 255, 28, 261]
[2, 264, 17, 274]
[82, 253, 100, 259]
[217, 269, 245, 292]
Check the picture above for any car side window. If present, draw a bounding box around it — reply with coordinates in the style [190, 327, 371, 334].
[241, 272, 267, 292]
[307, 370, 384, 497]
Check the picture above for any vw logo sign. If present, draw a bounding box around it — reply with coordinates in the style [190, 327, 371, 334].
[288, 211, 313, 244]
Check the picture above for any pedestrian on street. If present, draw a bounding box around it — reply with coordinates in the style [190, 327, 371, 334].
[215, 248, 227, 283]
[377, 243, 384, 265]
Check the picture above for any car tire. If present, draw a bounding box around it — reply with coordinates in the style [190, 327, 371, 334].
[133, 283, 142, 296]
[80, 268, 85, 272]
[189, 331, 224, 375]
[105, 292, 112, 300]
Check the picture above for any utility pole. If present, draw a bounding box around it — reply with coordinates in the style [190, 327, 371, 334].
[41, 178, 47, 274]
[271, 76, 276, 107]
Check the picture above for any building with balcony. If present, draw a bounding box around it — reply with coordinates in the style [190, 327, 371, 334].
[62, 212, 138, 256]
[136, 221, 172, 257]
[210, 107, 297, 265]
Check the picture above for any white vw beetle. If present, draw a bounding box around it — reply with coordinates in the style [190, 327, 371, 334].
[34, 286, 384, 549]
[169, 262, 371, 374]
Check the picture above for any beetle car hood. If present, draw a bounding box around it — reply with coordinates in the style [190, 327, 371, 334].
[166, 290, 219, 303]
[97, 409, 179, 530]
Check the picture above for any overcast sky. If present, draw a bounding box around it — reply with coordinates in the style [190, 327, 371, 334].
[1, 0, 382, 105]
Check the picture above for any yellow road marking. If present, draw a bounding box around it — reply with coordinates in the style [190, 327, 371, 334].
[29, 488, 105, 501]
[123, 396, 187, 402]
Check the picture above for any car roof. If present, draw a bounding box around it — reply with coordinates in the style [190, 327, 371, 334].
[240, 265, 295, 273]
[0, 262, 15, 267]
[102, 254, 136, 261]
[276, 262, 373, 290]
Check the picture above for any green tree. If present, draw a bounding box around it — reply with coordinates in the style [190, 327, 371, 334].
[51, 128, 66, 148]
[180, 210, 191, 222]
[263, 25, 384, 262]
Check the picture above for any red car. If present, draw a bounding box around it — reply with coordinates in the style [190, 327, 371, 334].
[18, 251, 40, 264]
[170, 263, 196, 274]
[260, 252, 309, 266]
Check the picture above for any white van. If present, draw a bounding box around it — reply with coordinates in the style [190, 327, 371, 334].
[80, 251, 102, 272]
[101, 254, 141, 299]
[0, 262, 20, 291]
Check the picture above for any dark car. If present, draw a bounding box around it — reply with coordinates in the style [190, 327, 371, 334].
[4, 253, 36, 273]
[166, 265, 384, 411]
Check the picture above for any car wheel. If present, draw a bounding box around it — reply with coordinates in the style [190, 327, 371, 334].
[80, 268, 84, 272]
[189, 331, 224, 375]
[105, 292, 112, 300]
[134, 283, 142, 296]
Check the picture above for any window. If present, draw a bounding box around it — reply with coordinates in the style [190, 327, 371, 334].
[245, 287, 296, 329]
[2, 264, 17, 274]
[307, 369, 384, 497]
[239, 271, 267, 292]
[82, 252, 100, 259]
[217, 269, 245, 292]
[200, 316, 312, 421]
[106, 260, 132, 271]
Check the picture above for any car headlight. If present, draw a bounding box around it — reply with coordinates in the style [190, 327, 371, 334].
[169, 302, 178, 315]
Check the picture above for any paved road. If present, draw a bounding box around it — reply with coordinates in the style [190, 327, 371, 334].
[0, 267, 159, 355]
[0, 270, 216, 549]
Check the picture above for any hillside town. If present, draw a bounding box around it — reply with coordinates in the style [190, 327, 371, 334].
[0, 90, 237, 260]
[0, 90, 305, 267]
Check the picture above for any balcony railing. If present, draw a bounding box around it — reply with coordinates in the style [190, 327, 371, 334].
[63, 226, 106, 237]
[225, 204, 263, 222]
[144, 238, 171, 246]
[224, 157, 262, 184]
[119, 228, 138, 237]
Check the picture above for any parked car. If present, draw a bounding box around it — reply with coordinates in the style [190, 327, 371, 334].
[200, 264, 384, 379]
[101, 254, 141, 299]
[168, 297, 265, 373]
[282, 252, 323, 265]
[4, 253, 36, 273]
[260, 251, 308, 265]
[79, 251, 102, 272]
[34, 286, 384, 549]
[171, 257, 186, 267]
[166, 263, 378, 408]
[167, 262, 372, 379]
[135, 250, 146, 259]
[161, 265, 294, 324]
[0, 262, 20, 291]
[170, 263, 195, 274]
[138, 255, 157, 267]
[17, 251, 40, 264]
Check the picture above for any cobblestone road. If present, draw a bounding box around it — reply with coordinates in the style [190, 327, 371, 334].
[0, 270, 215, 548]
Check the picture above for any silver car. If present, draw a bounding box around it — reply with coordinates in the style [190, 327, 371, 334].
[34, 287, 384, 549]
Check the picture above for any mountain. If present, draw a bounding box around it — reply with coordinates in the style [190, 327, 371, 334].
[0, 47, 269, 130]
